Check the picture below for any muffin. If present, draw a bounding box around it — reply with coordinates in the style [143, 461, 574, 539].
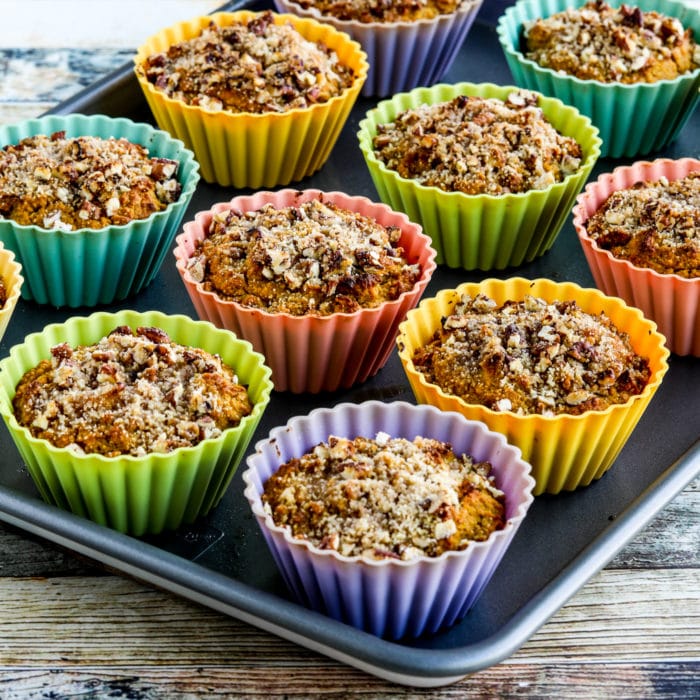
[272, 0, 483, 96]
[497, 0, 700, 158]
[0, 243, 23, 344]
[396, 277, 670, 495]
[173, 189, 436, 393]
[358, 82, 601, 269]
[573, 158, 700, 356]
[134, 10, 368, 187]
[0, 310, 273, 535]
[0, 114, 199, 307]
[242, 400, 535, 639]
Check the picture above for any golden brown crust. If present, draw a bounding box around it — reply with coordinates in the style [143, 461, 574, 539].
[292, 0, 461, 23]
[186, 198, 421, 315]
[524, 1, 699, 84]
[0, 132, 181, 231]
[372, 90, 582, 196]
[262, 433, 505, 560]
[586, 172, 700, 278]
[13, 326, 252, 457]
[137, 11, 355, 114]
[412, 293, 651, 416]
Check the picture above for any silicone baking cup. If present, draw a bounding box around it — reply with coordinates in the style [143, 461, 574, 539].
[173, 189, 437, 393]
[0, 114, 199, 308]
[396, 278, 670, 495]
[272, 0, 483, 97]
[573, 158, 700, 357]
[0, 310, 273, 536]
[134, 11, 368, 188]
[0, 243, 23, 344]
[497, 0, 700, 158]
[357, 82, 601, 269]
[242, 400, 535, 639]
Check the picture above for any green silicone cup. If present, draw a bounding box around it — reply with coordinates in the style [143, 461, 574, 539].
[497, 0, 700, 158]
[0, 310, 273, 536]
[357, 82, 601, 269]
[0, 114, 200, 307]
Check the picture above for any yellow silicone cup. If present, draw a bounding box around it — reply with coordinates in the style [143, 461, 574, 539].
[134, 11, 368, 188]
[396, 277, 670, 495]
[0, 243, 23, 344]
[357, 82, 601, 269]
[0, 310, 273, 535]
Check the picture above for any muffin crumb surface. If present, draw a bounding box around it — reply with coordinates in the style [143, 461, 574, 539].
[262, 433, 505, 560]
[13, 326, 252, 457]
[412, 293, 651, 415]
[292, 0, 462, 23]
[372, 90, 582, 195]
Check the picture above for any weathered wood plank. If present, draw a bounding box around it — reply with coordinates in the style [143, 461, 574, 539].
[0, 570, 697, 666]
[0, 662, 698, 699]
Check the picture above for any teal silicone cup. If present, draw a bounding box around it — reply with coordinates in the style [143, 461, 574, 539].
[497, 0, 700, 158]
[358, 82, 601, 269]
[0, 114, 200, 307]
[0, 310, 273, 536]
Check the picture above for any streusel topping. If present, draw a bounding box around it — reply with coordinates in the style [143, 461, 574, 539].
[372, 90, 582, 195]
[262, 432, 505, 560]
[524, 1, 700, 83]
[412, 293, 651, 416]
[138, 11, 355, 113]
[186, 198, 421, 315]
[586, 172, 700, 278]
[0, 131, 181, 231]
[12, 326, 252, 457]
[291, 0, 461, 23]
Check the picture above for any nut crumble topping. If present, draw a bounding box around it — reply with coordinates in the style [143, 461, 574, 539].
[524, 1, 700, 83]
[291, 0, 462, 23]
[412, 293, 651, 416]
[0, 131, 181, 231]
[138, 11, 355, 113]
[13, 326, 252, 457]
[262, 433, 505, 560]
[187, 198, 421, 315]
[586, 172, 700, 278]
[0, 279, 6, 308]
[372, 90, 582, 195]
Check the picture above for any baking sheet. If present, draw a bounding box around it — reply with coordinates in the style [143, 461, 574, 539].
[1, 0, 699, 687]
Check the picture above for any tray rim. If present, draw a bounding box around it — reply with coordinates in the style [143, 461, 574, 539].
[0, 1, 699, 686]
[0, 439, 698, 687]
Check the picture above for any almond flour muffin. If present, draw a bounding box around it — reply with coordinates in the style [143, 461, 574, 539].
[288, 0, 462, 23]
[185, 198, 421, 315]
[584, 171, 700, 278]
[262, 432, 506, 560]
[0, 131, 182, 231]
[523, 1, 700, 84]
[412, 292, 651, 416]
[371, 89, 583, 196]
[138, 11, 356, 114]
[12, 325, 253, 457]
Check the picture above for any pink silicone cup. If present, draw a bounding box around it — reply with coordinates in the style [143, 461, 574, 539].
[174, 189, 437, 392]
[573, 158, 700, 356]
[272, 0, 484, 97]
[241, 400, 535, 639]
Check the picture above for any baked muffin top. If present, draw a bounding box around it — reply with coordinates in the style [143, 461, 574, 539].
[12, 326, 252, 457]
[412, 292, 651, 416]
[0, 279, 6, 309]
[586, 171, 700, 278]
[290, 0, 462, 23]
[138, 11, 356, 114]
[186, 198, 421, 315]
[262, 432, 505, 560]
[523, 1, 700, 84]
[0, 131, 181, 231]
[371, 89, 583, 195]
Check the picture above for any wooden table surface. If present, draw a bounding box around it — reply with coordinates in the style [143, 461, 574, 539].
[0, 1, 699, 697]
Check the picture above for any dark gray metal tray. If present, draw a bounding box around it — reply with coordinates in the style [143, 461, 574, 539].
[0, 0, 698, 687]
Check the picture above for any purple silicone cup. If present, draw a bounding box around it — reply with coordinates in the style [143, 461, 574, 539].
[242, 400, 535, 639]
